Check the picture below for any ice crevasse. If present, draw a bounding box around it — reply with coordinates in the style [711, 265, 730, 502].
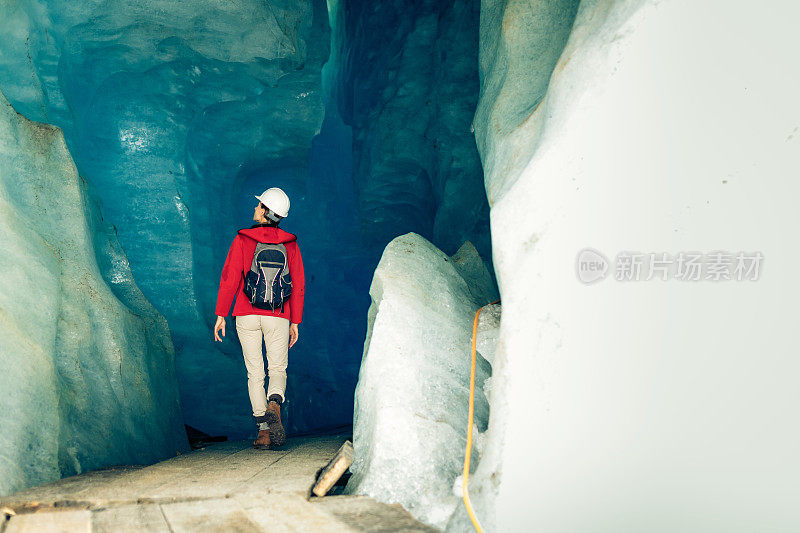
[0, 0, 798, 530]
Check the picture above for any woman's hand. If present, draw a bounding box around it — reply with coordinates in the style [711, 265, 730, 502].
[289, 323, 299, 348]
[214, 316, 226, 342]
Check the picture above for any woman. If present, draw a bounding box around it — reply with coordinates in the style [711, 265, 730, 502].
[213, 187, 305, 449]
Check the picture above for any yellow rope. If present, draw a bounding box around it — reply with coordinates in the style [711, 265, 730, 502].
[463, 298, 500, 533]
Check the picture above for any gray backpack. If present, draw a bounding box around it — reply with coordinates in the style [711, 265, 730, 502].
[242, 243, 292, 311]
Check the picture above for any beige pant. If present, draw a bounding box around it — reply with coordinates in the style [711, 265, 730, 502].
[235, 314, 290, 417]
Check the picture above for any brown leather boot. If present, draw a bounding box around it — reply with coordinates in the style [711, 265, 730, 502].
[253, 414, 271, 449]
[265, 399, 285, 446]
[253, 428, 270, 450]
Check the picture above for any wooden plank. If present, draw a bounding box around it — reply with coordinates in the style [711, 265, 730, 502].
[0, 466, 145, 507]
[234, 493, 353, 533]
[159, 498, 263, 533]
[91, 503, 171, 533]
[312, 496, 439, 532]
[145, 436, 345, 500]
[4, 509, 92, 533]
[238, 438, 346, 496]
[312, 441, 353, 497]
[0, 441, 250, 508]
[83, 441, 252, 502]
[146, 447, 289, 500]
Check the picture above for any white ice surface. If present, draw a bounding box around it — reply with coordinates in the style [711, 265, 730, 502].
[347, 233, 494, 529]
[468, 0, 800, 531]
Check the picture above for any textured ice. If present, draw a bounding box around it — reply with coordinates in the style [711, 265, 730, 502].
[0, 0, 352, 436]
[341, 0, 491, 261]
[474, 303, 501, 367]
[450, 242, 499, 309]
[346, 233, 495, 529]
[473, 0, 580, 197]
[0, 89, 187, 496]
[461, 0, 800, 530]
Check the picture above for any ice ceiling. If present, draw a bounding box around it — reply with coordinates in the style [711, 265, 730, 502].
[0, 0, 490, 436]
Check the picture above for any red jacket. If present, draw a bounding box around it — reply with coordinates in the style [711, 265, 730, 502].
[215, 225, 305, 323]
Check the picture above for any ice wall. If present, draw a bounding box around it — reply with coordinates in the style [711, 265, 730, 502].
[0, 89, 187, 496]
[473, 0, 580, 200]
[340, 0, 491, 262]
[347, 233, 497, 529]
[467, 0, 800, 530]
[0, 0, 348, 436]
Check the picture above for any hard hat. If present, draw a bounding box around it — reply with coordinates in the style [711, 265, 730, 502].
[254, 187, 290, 218]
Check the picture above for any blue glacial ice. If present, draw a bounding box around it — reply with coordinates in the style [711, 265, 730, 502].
[0, 0, 491, 441]
[0, 0, 345, 437]
[0, 88, 188, 496]
[340, 0, 491, 261]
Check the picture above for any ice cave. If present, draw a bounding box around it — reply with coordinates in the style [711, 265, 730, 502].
[1, 0, 799, 531]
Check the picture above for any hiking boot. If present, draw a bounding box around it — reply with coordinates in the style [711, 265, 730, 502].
[265, 399, 285, 446]
[253, 414, 271, 450]
[253, 428, 270, 450]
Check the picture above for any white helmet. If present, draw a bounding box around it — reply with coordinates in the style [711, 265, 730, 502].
[255, 187, 290, 219]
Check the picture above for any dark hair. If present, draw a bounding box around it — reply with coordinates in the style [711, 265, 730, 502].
[258, 203, 280, 226]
